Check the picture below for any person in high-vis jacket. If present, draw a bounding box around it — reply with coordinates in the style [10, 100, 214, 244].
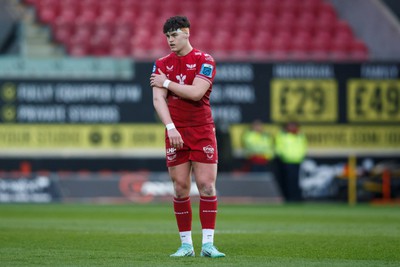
[242, 119, 275, 172]
[275, 121, 307, 202]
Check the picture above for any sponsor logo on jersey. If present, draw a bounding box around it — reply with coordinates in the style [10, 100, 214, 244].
[186, 64, 196, 70]
[203, 145, 215, 159]
[200, 64, 213, 78]
[166, 65, 174, 71]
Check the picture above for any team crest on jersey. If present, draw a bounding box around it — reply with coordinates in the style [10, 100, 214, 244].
[186, 64, 196, 70]
[176, 74, 186, 84]
[200, 64, 213, 78]
[166, 147, 177, 161]
[166, 65, 174, 71]
[203, 145, 215, 159]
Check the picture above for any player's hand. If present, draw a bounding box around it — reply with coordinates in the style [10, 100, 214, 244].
[167, 128, 184, 149]
[150, 69, 168, 88]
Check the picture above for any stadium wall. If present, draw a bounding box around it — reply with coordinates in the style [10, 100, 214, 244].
[0, 171, 283, 204]
[329, 0, 400, 60]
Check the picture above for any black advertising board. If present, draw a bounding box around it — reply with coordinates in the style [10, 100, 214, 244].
[0, 62, 399, 157]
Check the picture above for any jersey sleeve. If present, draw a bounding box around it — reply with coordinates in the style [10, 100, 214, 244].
[152, 59, 164, 74]
[196, 53, 216, 84]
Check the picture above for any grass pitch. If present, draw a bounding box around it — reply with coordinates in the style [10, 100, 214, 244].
[0, 202, 399, 266]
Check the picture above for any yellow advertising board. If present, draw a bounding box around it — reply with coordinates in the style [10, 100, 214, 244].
[347, 79, 400, 122]
[0, 124, 165, 149]
[230, 124, 400, 154]
[271, 79, 338, 122]
[1, 123, 399, 156]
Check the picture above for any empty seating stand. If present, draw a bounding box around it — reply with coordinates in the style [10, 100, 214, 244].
[23, 0, 369, 62]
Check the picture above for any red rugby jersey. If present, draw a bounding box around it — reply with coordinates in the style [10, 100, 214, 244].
[153, 48, 216, 127]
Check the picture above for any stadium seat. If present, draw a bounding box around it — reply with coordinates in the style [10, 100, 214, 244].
[68, 45, 89, 57]
[79, 9, 98, 25]
[192, 29, 213, 51]
[110, 44, 131, 58]
[317, 2, 337, 19]
[270, 35, 291, 59]
[291, 36, 312, 54]
[310, 32, 332, 61]
[233, 31, 253, 49]
[349, 39, 369, 61]
[23, 0, 369, 62]
[53, 27, 72, 44]
[295, 12, 315, 35]
[330, 39, 351, 61]
[259, 0, 280, 16]
[37, 5, 59, 25]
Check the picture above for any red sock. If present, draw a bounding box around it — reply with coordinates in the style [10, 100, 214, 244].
[199, 196, 217, 229]
[173, 197, 192, 232]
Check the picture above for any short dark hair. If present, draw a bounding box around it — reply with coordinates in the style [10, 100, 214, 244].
[163, 16, 190, 33]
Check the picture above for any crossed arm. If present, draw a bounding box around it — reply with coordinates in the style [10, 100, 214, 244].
[150, 69, 210, 101]
[151, 69, 210, 149]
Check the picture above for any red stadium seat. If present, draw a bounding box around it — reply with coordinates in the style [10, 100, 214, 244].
[231, 32, 253, 52]
[259, 0, 280, 16]
[315, 14, 337, 35]
[211, 30, 232, 52]
[79, 0, 100, 15]
[235, 12, 258, 32]
[251, 31, 273, 52]
[310, 31, 332, 61]
[331, 39, 351, 52]
[58, 8, 78, 23]
[255, 14, 278, 35]
[67, 29, 91, 56]
[334, 20, 354, 40]
[51, 16, 75, 45]
[349, 39, 369, 61]
[78, 9, 97, 24]
[192, 29, 213, 51]
[301, 0, 322, 15]
[53, 27, 72, 44]
[25, 0, 369, 62]
[280, 0, 301, 16]
[90, 35, 111, 56]
[295, 12, 315, 35]
[69, 44, 89, 57]
[271, 36, 291, 54]
[37, 5, 59, 24]
[291, 36, 312, 54]
[197, 10, 217, 23]
[110, 44, 131, 58]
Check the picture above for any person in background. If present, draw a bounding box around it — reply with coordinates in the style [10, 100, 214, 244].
[242, 119, 275, 172]
[275, 121, 307, 202]
[150, 15, 225, 258]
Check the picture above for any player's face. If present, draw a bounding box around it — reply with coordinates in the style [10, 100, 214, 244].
[165, 30, 189, 53]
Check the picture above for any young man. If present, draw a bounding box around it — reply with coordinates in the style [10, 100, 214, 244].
[150, 16, 225, 258]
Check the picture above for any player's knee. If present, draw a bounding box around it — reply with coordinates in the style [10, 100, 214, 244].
[198, 184, 216, 196]
[173, 181, 191, 196]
